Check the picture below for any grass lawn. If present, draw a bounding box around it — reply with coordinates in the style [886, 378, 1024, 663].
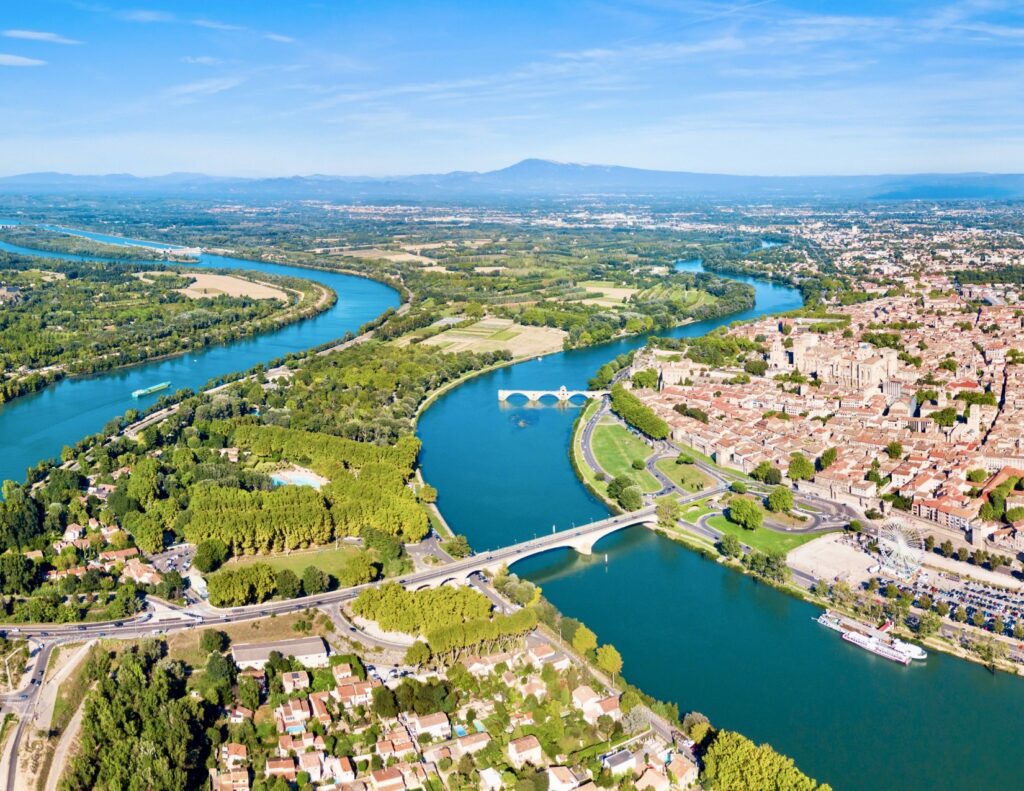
[591, 420, 660, 492]
[227, 544, 362, 578]
[656, 457, 715, 493]
[680, 498, 715, 522]
[706, 513, 823, 555]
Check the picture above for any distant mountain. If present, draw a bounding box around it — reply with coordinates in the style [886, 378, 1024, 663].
[2, 159, 1023, 200]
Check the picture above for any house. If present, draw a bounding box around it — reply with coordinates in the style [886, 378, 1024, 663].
[455, 731, 491, 757]
[463, 651, 519, 677]
[220, 742, 248, 769]
[98, 546, 139, 564]
[120, 558, 163, 586]
[601, 749, 636, 776]
[571, 685, 600, 710]
[264, 757, 296, 781]
[310, 691, 333, 725]
[376, 730, 418, 761]
[332, 663, 356, 683]
[547, 766, 581, 791]
[297, 751, 324, 783]
[369, 767, 406, 791]
[422, 744, 451, 763]
[232, 636, 329, 670]
[62, 523, 84, 542]
[211, 769, 250, 791]
[667, 754, 699, 788]
[274, 698, 311, 734]
[278, 732, 325, 756]
[508, 734, 543, 769]
[585, 695, 622, 725]
[407, 711, 450, 741]
[479, 767, 504, 791]
[324, 755, 356, 783]
[336, 678, 376, 709]
[635, 767, 670, 791]
[227, 705, 253, 724]
[280, 671, 310, 694]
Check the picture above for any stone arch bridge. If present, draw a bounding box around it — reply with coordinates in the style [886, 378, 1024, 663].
[498, 385, 608, 403]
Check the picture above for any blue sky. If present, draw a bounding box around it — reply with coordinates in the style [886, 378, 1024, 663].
[2, 0, 1024, 176]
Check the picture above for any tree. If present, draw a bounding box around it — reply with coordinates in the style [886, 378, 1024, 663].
[572, 624, 598, 656]
[818, 447, 838, 470]
[730, 481, 747, 494]
[766, 487, 793, 513]
[751, 461, 782, 485]
[0, 553, 36, 595]
[275, 569, 301, 600]
[338, 553, 378, 587]
[404, 641, 431, 666]
[656, 498, 680, 528]
[702, 730, 832, 791]
[372, 685, 399, 718]
[200, 629, 228, 654]
[885, 441, 904, 460]
[787, 453, 815, 482]
[596, 644, 623, 683]
[719, 534, 742, 558]
[301, 566, 329, 596]
[728, 498, 763, 531]
[918, 611, 941, 638]
[193, 539, 229, 573]
[442, 535, 472, 558]
[617, 485, 643, 512]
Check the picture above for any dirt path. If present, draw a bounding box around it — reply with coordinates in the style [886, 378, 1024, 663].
[44, 699, 85, 791]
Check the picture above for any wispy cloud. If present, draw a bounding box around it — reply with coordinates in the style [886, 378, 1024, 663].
[0, 53, 46, 67]
[2, 29, 82, 45]
[118, 9, 175, 23]
[162, 76, 245, 99]
[264, 33, 295, 43]
[182, 55, 223, 65]
[193, 18, 244, 32]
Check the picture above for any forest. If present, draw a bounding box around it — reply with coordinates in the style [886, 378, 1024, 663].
[0, 252, 329, 404]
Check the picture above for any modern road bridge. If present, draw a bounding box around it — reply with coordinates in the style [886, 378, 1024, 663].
[406, 504, 659, 588]
[498, 385, 608, 403]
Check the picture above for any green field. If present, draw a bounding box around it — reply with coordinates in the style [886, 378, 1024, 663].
[656, 457, 715, 493]
[591, 420, 660, 492]
[680, 497, 715, 522]
[706, 513, 823, 554]
[227, 544, 363, 577]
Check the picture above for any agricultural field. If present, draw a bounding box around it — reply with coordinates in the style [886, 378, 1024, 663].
[421, 316, 565, 357]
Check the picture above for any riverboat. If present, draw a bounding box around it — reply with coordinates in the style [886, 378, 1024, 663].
[131, 381, 171, 398]
[816, 610, 927, 663]
[842, 630, 912, 665]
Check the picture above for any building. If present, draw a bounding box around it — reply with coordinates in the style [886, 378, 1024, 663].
[508, 734, 543, 769]
[280, 671, 310, 694]
[231, 637, 329, 670]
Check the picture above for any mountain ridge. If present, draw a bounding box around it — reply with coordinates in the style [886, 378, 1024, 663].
[2, 159, 1022, 200]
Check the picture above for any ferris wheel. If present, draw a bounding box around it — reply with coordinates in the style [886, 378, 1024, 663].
[876, 518, 925, 579]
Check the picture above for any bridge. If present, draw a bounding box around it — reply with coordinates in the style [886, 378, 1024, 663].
[406, 504, 658, 588]
[498, 385, 608, 403]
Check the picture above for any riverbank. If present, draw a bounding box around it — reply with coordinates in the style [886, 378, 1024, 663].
[0, 255, 337, 407]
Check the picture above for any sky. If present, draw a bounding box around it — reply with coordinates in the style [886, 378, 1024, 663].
[2, 0, 1024, 177]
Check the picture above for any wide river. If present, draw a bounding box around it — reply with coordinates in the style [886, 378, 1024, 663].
[3, 232, 1020, 790]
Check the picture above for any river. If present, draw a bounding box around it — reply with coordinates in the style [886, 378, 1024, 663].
[0, 233, 400, 484]
[3, 230, 1019, 790]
